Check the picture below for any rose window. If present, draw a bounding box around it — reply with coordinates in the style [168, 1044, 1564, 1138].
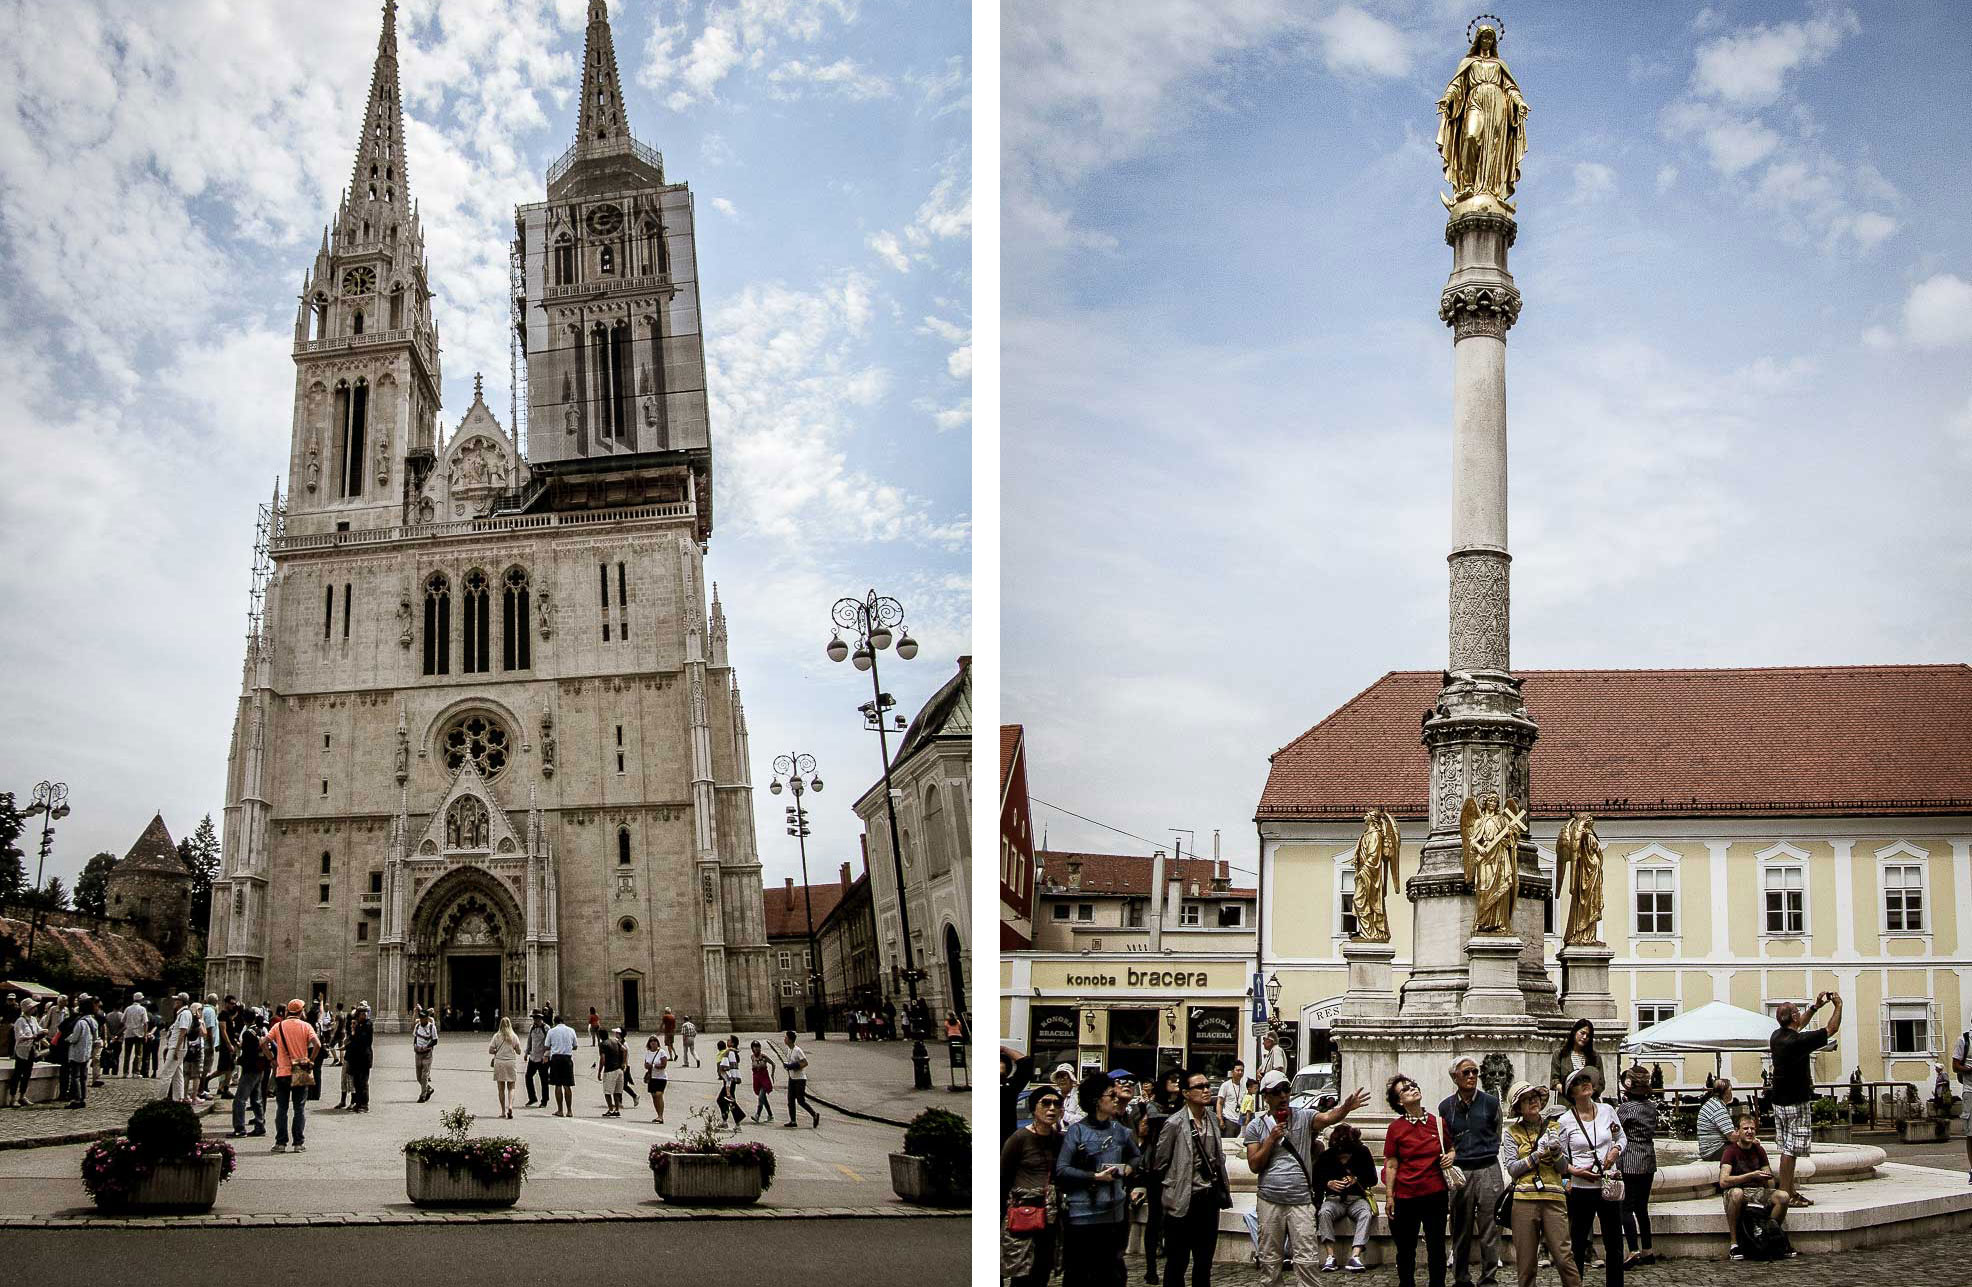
[440, 712, 511, 780]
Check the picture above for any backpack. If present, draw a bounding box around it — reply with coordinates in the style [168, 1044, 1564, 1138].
[1737, 1202, 1792, 1261]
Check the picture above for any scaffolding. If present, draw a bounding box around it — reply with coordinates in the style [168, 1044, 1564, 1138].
[245, 480, 283, 662]
[509, 210, 529, 483]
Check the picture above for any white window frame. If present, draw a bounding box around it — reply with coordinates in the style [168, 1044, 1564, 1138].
[1074, 903, 1094, 923]
[1217, 902, 1246, 929]
[1635, 1002, 1677, 1032]
[1051, 903, 1069, 922]
[1882, 998, 1938, 1058]
[1630, 847, 1680, 940]
[780, 980, 796, 999]
[1877, 841, 1931, 936]
[1756, 842, 1811, 939]
[777, 950, 791, 971]
[1178, 901, 1201, 927]
[1336, 861, 1358, 940]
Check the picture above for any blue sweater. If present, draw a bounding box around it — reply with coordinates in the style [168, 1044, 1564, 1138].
[1056, 1117, 1140, 1225]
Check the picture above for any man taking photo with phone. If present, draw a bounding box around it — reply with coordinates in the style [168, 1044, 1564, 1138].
[1769, 989, 1841, 1208]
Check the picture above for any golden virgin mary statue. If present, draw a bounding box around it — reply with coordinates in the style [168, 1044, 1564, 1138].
[1461, 792, 1527, 934]
[1436, 24, 1529, 213]
[1351, 809, 1401, 942]
[1555, 811, 1606, 945]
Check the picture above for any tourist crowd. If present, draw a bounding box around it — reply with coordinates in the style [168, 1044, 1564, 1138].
[1003, 994, 1849, 1286]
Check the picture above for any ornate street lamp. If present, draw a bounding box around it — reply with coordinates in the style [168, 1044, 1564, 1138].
[771, 752, 827, 1042]
[21, 780, 71, 962]
[828, 589, 931, 1090]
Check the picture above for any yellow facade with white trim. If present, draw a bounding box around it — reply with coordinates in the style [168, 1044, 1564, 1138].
[1258, 816, 1972, 1090]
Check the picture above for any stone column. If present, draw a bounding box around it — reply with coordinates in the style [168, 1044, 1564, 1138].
[1403, 209, 1553, 1020]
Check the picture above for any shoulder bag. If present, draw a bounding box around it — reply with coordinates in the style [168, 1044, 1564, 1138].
[1572, 1105, 1624, 1203]
[278, 1021, 316, 1088]
[1436, 1113, 1467, 1193]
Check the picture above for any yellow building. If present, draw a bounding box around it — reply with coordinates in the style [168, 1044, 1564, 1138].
[1256, 665, 1972, 1091]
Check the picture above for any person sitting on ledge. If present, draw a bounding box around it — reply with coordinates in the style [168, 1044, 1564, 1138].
[1718, 1112, 1793, 1261]
[1696, 1075, 1740, 1164]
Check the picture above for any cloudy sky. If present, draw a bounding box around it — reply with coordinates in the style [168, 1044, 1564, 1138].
[0, 0, 970, 895]
[1003, 1, 1972, 879]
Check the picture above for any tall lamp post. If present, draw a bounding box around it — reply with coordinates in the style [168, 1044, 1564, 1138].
[826, 589, 931, 1090]
[769, 753, 827, 1042]
[21, 780, 71, 963]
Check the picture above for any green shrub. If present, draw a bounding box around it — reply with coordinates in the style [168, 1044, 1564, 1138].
[903, 1107, 971, 1197]
[402, 1105, 530, 1184]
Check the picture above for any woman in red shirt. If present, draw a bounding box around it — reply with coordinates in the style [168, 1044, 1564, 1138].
[1382, 1072, 1453, 1287]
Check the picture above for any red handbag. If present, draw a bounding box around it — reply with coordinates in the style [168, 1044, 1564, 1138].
[1006, 1204, 1047, 1235]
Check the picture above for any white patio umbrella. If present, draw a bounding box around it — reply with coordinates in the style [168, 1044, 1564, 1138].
[1620, 1000, 1778, 1073]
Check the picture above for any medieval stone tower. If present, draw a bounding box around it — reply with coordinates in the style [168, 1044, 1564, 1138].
[108, 813, 195, 961]
[204, 0, 773, 1032]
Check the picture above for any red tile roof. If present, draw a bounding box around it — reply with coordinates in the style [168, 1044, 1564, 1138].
[1001, 725, 1023, 794]
[1037, 850, 1254, 898]
[0, 914, 165, 987]
[763, 879, 847, 940]
[1259, 665, 1972, 819]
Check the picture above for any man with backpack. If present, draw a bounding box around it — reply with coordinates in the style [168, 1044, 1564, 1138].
[1718, 1112, 1794, 1261]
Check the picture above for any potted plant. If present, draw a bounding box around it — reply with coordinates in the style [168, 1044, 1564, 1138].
[81, 1100, 236, 1213]
[650, 1107, 777, 1204]
[402, 1105, 529, 1207]
[890, 1106, 970, 1207]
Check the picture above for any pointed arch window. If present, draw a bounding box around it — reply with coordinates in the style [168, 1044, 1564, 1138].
[618, 828, 632, 866]
[423, 572, 450, 676]
[502, 567, 531, 671]
[352, 309, 365, 336]
[311, 295, 329, 341]
[553, 234, 574, 287]
[461, 569, 491, 674]
[389, 284, 404, 329]
[599, 244, 615, 276]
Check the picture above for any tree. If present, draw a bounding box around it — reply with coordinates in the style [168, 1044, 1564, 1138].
[0, 792, 25, 904]
[74, 851, 117, 917]
[182, 814, 220, 934]
[40, 874, 70, 910]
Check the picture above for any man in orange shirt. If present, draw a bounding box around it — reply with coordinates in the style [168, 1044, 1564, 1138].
[265, 999, 322, 1153]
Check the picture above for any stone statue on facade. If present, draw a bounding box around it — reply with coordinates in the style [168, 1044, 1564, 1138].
[540, 711, 557, 779]
[1555, 810, 1606, 946]
[1461, 791, 1526, 934]
[397, 599, 413, 647]
[394, 713, 409, 783]
[1436, 23, 1529, 214]
[1351, 808, 1401, 942]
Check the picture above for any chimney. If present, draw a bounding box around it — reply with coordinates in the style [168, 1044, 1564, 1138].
[839, 861, 852, 892]
[1148, 849, 1166, 953]
[1066, 859, 1083, 890]
[784, 876, 795, 913]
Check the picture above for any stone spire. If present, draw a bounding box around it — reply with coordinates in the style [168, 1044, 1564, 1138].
[351, 1, 409, 213]
[577, 0, 631, 153]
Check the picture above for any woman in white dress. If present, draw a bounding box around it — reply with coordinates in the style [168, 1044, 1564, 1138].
[641, 1035, 669, 1123]
[488, 1016, 523, 1118]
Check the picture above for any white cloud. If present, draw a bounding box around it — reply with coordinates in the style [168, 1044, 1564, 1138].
[1663, 101, 1779, 175]
[711, 196, 740, 218]
[1656, 164, 1678, 193]
[1860, 324, 1897, 351]
[769, 58, 892, 101]
[1570, 161, 1616, 203]
[1322, 7, 1410, 78]
[1903, 274, 1972, 349]
[868, 229, 911, 272]
[905, 55, 969, 119]
[1846, 211, 1897, 248]
[1691, 7, 1860, 105]
[1950, 394, 1972, 460]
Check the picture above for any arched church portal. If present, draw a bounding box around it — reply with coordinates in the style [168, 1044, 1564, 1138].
[407, 868, 526, 1028]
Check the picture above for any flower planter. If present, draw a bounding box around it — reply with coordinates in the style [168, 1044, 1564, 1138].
[121, 1154, 224, 1213]
[405, 1156, 523, 1208]
[1898, 1117, 1947, 1143]
[890, 1151, 966, 1207]
[653, 1152, 765, 1205]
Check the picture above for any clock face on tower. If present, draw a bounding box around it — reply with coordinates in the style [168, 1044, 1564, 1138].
[586, 204, 623, 238]
[341, 266, 377, 296]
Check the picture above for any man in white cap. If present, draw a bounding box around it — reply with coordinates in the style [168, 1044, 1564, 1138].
[1244, 1069, 1370, 1286]
[1052, 1063, 1085, 1125]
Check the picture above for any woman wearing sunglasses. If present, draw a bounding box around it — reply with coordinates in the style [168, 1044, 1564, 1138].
[1003, 1084, 1065, 1287]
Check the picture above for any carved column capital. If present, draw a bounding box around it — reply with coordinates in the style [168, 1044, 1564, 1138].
[1439, 283, 1521, 336]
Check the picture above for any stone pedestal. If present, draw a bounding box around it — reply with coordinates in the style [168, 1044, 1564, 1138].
[1462, 935, 1524, 1016]
[1557, 943, 1619, 1022]
[1342, 940, 1398, 1018]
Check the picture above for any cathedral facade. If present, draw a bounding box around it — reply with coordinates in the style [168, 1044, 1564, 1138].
[204, 0, 773, 1032]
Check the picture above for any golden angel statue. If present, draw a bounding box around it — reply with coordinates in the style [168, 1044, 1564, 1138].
[1460, 792, 1528, 934]
[1555, 811, 1606, 946]
[1436, 23, 1529, 213]
[1351, 809, 1401, 942]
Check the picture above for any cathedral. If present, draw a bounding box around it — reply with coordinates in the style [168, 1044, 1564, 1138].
[204, 0, 773, 1032]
